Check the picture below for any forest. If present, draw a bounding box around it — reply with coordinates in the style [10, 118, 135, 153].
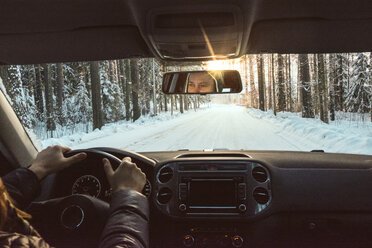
[0, 59, 210, 139]
[0, 53, 371, 142]
[207, 53, 371, 123]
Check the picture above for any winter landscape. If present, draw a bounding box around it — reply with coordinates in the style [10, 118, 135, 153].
[0, 53, 371, 155]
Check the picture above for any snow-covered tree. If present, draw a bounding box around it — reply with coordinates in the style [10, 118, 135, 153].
[345, 53, 370, 113]
[100, 61, 125, 123]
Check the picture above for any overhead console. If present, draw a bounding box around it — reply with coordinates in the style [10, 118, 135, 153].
[146, 5, 244, 60]
[153, 159, 271, 219]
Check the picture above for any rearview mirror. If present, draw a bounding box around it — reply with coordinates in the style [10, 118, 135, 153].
[162, 70, 242, 94]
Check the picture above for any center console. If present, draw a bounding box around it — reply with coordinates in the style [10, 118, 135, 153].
[153, 159, 272, 218]
[152, 159, 272, 247]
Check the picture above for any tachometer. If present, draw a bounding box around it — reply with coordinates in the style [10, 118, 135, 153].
[103, 179, 151, 198]
[72, 175, 101, 197]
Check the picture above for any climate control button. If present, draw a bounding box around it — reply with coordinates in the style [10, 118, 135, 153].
[183, 235, 195, 247]
[231, 235, 244, 247]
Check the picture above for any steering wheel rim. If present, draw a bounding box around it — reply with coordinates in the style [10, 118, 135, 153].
[27, 149, 123, 247]
[64, 148, 122, 168]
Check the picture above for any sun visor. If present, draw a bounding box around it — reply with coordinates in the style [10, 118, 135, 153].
[147, 6, 243, 61]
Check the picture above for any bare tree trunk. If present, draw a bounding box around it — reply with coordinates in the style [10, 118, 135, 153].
[164, 95, 168, 112]
[179, 95, 184, 113]
[257, 54, 265, 111]
[312, 54, 319, 116]
[271, 54, 277, 115]
[130, 58, 141, 122]
[152, 58, 157, 115]
[43, 64, 56, 136]
[56, 63, 64, 124]
[318, 54, 329, 123]
[287, 55, 292, 112]
[184, 96, 189, 111]
[171, 96, 174, 115]
[267, 56, 273, 110]
[299, 54, 314, 118]
[34, 64, 44, 120]
[277, 54, 286, 111]
[328, 54, 336, 121]
[248, 55, 256, 108]
[90, 61, 104, 129]
[124, 60, 131, 121]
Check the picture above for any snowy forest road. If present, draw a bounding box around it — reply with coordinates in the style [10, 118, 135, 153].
[72, 105, 319, 152]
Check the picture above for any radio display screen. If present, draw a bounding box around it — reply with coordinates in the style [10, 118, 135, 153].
[189, 180, 236, 207]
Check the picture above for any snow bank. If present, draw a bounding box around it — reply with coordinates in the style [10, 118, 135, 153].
[39, 106, 209, 150]
[247, 108, 372, 155]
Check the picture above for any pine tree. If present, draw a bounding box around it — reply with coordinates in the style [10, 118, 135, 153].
[345, 52, 370, 113]
[74, 79, 91, 132]
[0, 65, 37, 129]
[277, 54, 286, 111]
[100, 61, 124, 123]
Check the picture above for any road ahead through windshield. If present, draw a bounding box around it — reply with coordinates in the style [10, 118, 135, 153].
[71, 105, 322, 152]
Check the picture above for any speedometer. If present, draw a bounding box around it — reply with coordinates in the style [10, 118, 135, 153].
[72, 175, 101, 197]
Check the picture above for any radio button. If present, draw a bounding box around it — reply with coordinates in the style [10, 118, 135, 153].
[232, 235, 244, 247]
[179, 183, 188, 201]
[238, 183, 246, 200]
[238, 204, 247, 212]
[183, 235, 195, 247]
[179, 204, 187, 212]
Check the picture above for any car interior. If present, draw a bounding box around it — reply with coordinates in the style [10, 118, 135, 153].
[1, 0, 372, 247]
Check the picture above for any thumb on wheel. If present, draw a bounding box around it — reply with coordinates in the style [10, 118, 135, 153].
[103, 158, 114, 178]
[65, 152, 87, 164]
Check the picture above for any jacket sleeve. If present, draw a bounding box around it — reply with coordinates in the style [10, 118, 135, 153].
[2, 168, 41, 210]
[99, 189, 149, 248]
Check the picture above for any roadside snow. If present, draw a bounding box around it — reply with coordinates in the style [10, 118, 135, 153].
[247, 108, 372, 155]
[36, 105, 372, 155]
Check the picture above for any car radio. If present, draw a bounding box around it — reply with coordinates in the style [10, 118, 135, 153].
[178, 177, 247, 214]
[154, 160, 271, 218]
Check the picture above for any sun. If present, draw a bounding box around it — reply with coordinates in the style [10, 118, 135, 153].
[204, 60, 229, 71]
[204, 58, 241, 71]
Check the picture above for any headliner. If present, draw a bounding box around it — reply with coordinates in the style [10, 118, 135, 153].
[0, 0, 371, 64]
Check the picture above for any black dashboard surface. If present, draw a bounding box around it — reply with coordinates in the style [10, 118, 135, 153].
[39, 149, 372, 248]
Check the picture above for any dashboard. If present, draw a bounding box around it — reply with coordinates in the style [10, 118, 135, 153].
[36, 148, 372, 248]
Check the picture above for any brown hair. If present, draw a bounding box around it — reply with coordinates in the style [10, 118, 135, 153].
[0, 178, 9, 229]
[0, 178, 31, 230]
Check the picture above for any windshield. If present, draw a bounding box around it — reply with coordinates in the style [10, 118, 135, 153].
[0, 54, 371, 155]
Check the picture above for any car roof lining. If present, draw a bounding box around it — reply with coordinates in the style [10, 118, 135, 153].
[0, 0, 371, 64]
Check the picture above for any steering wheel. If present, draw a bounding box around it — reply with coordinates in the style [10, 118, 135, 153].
[27, 149, 122, 248]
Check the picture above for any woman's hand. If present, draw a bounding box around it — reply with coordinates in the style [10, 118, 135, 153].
[29, 146, 87, 180]
[103, 157, 146, 193]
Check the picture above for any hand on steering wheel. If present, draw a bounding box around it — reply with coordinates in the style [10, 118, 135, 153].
[103, 157, 146, 193]
[29, 146, 87, 180]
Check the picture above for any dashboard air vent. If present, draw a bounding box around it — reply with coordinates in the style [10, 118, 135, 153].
[158, 167, 173, 183]
[157, 188, 172, 204]
[252, 166, 268, 183]
[253, 187, 270, 204]
[177, 153, 250, 158]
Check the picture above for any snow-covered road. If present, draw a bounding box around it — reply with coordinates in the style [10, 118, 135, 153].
[70, 105, 321, 152]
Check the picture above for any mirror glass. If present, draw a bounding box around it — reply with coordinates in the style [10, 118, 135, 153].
[162, 70, 242, 94]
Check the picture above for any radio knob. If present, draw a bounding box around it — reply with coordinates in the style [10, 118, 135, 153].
[238, 204, 247, 212]
[183, 235, 195, 247]
[231, 235, 244, 247]
[179, 204, 187, 212]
